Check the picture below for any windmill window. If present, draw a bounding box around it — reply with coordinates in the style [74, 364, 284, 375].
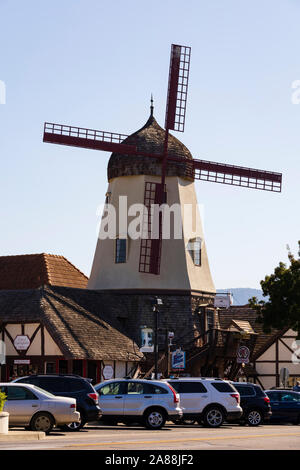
[115, 238, 127, 263]
[188, 237, 202, 266]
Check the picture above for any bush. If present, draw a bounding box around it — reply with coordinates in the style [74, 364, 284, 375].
[0, 392, 7, 412]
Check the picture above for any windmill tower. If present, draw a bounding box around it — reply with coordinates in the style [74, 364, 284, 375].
[88, 105, 215, 295]
[43, 45, 282, 369]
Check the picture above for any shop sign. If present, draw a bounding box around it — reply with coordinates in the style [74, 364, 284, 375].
[14, 335, 30, 351]
[140, 327, 154, 352]
[171, 349, 186, 370]
[103, 365, 114, 380]
[237, 345, 250, 364]
[0, 340, 5, 365]
[14, 359, 30, 365]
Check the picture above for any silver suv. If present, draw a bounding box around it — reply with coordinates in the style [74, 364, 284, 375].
[164, 378, 243, 427]
[95, 378, 182, 429]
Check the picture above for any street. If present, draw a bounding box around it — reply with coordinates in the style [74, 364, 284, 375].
[1, 423, 299, 451]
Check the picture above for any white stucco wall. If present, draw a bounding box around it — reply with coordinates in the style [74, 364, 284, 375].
[88, 174, 215, 293]
[255, 329, 300, 389]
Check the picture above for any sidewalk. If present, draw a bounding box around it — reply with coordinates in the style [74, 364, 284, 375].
[0, 430, 45, 441]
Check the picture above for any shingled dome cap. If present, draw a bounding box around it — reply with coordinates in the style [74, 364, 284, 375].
[107, 114, 194, 181]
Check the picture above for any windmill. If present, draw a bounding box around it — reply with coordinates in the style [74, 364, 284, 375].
[43, 44, 282, 281]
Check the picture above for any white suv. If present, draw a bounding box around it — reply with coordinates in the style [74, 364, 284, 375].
[164, 378, 243, 427]
[95, 378, 182, 429]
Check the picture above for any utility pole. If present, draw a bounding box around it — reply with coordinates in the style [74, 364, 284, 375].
[151, 297, 163, 380]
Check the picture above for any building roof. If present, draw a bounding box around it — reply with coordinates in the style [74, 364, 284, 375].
[218, 306, 285, 360]
[228, 319, 256, 335]
[108, 113, 193, 181]
[0, 286, 143, 362]
[0, 254, 88, 290]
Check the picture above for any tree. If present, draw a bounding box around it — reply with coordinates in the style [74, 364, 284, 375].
[249, 241, 300, 339]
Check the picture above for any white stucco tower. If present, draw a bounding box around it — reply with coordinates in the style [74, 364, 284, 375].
[88, 112, 215, 297]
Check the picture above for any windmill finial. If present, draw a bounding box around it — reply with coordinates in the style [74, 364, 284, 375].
[150, 94, 154, 116]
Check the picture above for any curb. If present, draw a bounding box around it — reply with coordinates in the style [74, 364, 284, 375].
[0, 431, 46, 441]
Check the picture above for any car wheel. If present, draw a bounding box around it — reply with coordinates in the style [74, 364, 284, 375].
[144, 409, 166, 430]
[61, 412, 85, 432]
[203, 407, 224, 428]
[30, 412, 54, 434]
[245, 410, 263, 426]
[293, 415, 300, 425]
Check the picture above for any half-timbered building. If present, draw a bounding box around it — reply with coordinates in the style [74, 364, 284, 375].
[0, 255, 142, 383]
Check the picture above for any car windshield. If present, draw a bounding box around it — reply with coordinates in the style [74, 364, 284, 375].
[32, 385, 56, 398]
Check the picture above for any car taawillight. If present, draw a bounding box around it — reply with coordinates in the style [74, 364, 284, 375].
[264, 396, 270, 404]
[167, 384, 180, 403]
[88, 392, 99, 404]
[230, 393, 240, 405]
[70, 403, 76, 409]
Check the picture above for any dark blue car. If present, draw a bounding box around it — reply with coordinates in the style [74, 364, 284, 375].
[265, 390, 300, 424]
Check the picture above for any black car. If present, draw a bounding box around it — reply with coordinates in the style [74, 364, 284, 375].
[13, 374, 102, 431]
[265, 390, 300, 424]
[231, 382, 272, 426]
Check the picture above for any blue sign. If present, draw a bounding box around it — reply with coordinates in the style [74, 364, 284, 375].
[172, 349, 186, 370]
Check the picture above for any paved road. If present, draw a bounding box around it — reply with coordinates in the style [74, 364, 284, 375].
[1, 423, 300, 451]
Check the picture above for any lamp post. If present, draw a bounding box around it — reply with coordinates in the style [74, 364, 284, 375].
[151, 297, 163, 379]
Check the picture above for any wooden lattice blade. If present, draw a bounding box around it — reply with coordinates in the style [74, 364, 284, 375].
[192, 158, 282, 192]
[165, 44, 191, 132]
[43, 124, 282, 193]
[43, 122, 136, 155]
[139, 182, 165, 275]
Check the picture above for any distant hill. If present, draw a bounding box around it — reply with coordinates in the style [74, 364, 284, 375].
[216, 288, 266, 306]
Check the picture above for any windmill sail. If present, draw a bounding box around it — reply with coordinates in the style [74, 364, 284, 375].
[165, 44, 191, 132]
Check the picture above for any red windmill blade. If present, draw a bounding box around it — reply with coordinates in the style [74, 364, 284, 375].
[43, 44, 282, 277]
[165, 44, 191, 132]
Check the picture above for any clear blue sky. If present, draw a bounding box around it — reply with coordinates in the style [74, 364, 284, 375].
[0, 0, 299, 289]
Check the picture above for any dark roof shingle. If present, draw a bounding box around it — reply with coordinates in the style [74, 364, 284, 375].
[0, 286, 142, 362]
[218, 306, 285, 360]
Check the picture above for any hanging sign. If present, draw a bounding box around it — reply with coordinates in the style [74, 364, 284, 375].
[140, 327, 154, 352]
[0, 340, 5, 365]
[102, 365, 114, 380]
[14, 335, 30, 351]
[236, 345, 250, 364]
[168, 331, 174, 346]
[172, 349, 186, 370]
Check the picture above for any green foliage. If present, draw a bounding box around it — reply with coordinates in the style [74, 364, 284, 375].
[0, 392, 7, 412]
[249, 241, 300, 339]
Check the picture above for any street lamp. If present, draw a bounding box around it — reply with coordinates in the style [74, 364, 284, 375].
[151, 297, 163, 379]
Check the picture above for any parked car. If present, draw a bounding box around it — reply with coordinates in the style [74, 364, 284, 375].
[265, 389, 300, 424]
[13, 374, 101, 431]
[94, 378, 182, 429]
[230, 382, 272, 426]
[163, 378, 243, 428]
[0, 382, 80, 434]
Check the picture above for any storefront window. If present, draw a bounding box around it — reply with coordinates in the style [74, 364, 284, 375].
[10, 363, 38, 380]
[45, 362, 55, 374]
[72, 360, 83, 376]
[59, 360, 68, 375]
